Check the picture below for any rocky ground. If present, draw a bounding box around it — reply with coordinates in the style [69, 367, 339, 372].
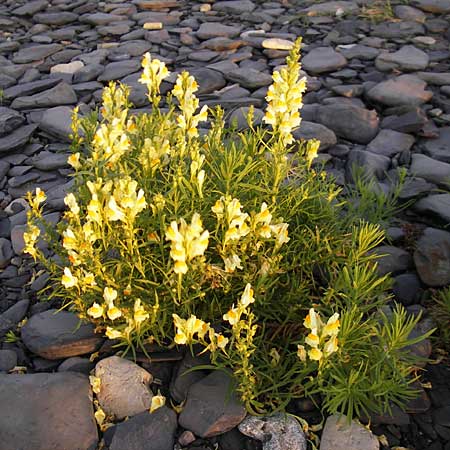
[0, 0, 450, 449]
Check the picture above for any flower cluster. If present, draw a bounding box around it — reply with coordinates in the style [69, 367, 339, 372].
[165, 213, 209, 275]
[172, 313, 228, 353]
[263, 38, 306, 146]
[297, 308, 340, 362]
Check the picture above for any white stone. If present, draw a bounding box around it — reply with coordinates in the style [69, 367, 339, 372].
[50, 61, 84, 75]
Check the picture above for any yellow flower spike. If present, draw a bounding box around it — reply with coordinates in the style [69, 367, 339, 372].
[150, 392, 166, 413]
[324, 336, 339, 356]
[308, 347, 323, 361]
[107, 305, 122, 321]
[64, 193, 80, 215]
[105, 327, 123, 340]
[305, 330, 320, 348]
[68, 152, 81, 170]
[240, 283, 255, 308]
[103, 287, 118, 305]
[87, 302, 104, 319]
[297, 344, 307, 362]
[87, 195, 102, 225]
[322, 313, 340, 337]
[89, 375, 102, 394]
[174, 331, 188, 345]
[61, 267, 78, 288]
[223, 306, 240, 326]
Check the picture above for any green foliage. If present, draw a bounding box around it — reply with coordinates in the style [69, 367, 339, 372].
[431, 286, 450, 351]
[25, 40, 428, 419]
[346, 165, 409, 229]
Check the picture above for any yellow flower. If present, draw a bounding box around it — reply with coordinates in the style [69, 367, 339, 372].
[297, 344, 307, 362]
[303, 308, 322, 330]
[305, 330, 320, 348]
[174, 260, 188, 275]
[84, 272, 97, 286]
[103, 287, 118, 304]
[134, 299, 149, 324]
[105, 327, 123, 340]
[254, 202, 272, 225]
[223, 307, 240, 326]
[324, 336, 338, 356]
[89, 375, 102, 394]
[306, 139, 320, 167]
[223, 253, 242, 273]
[211, 198, 224, 218]
[240, 283, 255, 308]
[216, 334, 229, 350]
[271, 222, 290, 247]
[308, 347, 323, 361]
[105, 196, 125, 222]
[68, 152, 81, 170]
[174, 330, 187, 345]
[62, 228, 77, 250]
[107, 305, 122, 321]
[34, 188, 47, 207]
[150, 393, 166, 413]
[61, 267, 78, 288]
[94, 408, 106, 426]
[87, 195, 102, 225]
[64, 193, 80, 215]
[88, 302, 104, 319]
[23, 224, 40, 259]
[139, 53, 170, 103]
[322, 313, 340, 337]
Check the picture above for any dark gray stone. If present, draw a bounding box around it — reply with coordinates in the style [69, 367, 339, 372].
[11, 83, 77, 110]
[21, 309, 104, 360]
[98, 60, 141, 81]
[369, 245, 413, 276]
[421, 127, 450, 163]
[346, 149, 390, 180]
[0, 238, 13, 269]
[0, 349, 17, 372]
[375, 46, 429, 72]
[410, 154, 450, 186]
[393, 273, 422, 306]
[109, 407, 177, 450]
[33, 12, 78, 25]
[225, 68, 272, 89]
[367, 129, 415, 158]
[414, 227, 450, 286]
[196, 23, 242, 40]
[179, 371, 247, 438]
[316, 103, 379, 144]
[39, 106, 74, 142]
[0, 300, 29, 338]
[0, 124, 38, 153]
[303, 47, 347, 74]
[13, 44, 63, 64]
[293, 121, 337, 150]
[0, 372, 98, 450]
[0, 108, 25, 137]
[414, 194, 450, 224]
[367, 75, 433, 107]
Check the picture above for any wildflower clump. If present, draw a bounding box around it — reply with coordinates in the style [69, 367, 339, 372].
[25, 39, 430, 419]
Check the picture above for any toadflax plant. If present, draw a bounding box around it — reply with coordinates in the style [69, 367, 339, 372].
[25, 38, 430, 418]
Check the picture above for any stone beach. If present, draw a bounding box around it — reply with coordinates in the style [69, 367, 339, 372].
[0, 0, 450, 449]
